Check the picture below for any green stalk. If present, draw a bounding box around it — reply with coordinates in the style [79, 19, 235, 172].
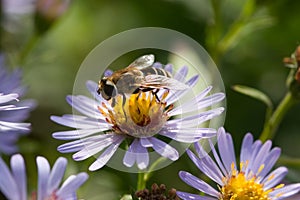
[206, 0, 222, 64]
[18, 33, 40, 65]
[137, 172, 146, 191]
[278, 156, 300, 169]
[136, 157, 166, 191]
[260, 92, 298, 142]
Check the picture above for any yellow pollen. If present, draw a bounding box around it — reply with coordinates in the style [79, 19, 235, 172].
[267, 174, 275, 182]
[220, 172, 271, 200]
[99, 91, 172, 137]
[239, 162, 244, 171]
[258, 164, 265, 175]
[231, 162, 238, 177]
[219, 162, 287, 200]
[220, 162, 271, 200]
[274, 184, 285, 190]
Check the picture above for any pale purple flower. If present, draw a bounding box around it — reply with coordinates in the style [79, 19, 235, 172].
[35, 156, 88, 200]
[36, 0, 70, 21]
[1, 0, 36, 15]
[0, 154, 88, 200]
[51, 63, 225, 171]
[177, 128, 300, 200]
[0, 55, 36, 154]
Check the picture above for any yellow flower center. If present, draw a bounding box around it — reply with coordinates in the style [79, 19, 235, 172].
[220, 162, 284, 200]
[98, 91, 172, 137]
[220, 172, 270, 200]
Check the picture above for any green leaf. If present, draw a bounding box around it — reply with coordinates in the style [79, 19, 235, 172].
[232, 85, 274, 112]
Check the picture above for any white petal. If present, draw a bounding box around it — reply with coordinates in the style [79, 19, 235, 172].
[240, 133, 254, 164]
[174, 66, 188, 82]
[123, 143, 136, 168]
[89, 136, 124, 171]
[0, 155, 21, 199]
[270, 183, 300, 199]
[217, 129, 236, 174]
[66, 95, 104, 119]
[188, 147, 224, 185]
[72, 135, 117, 161]
[168, 87, 223, 117]
[179, 171, 219, 197]
[11, 154, 27, 200]
[52, 128, 108, 140]
[148, 137, 179, 161]
[50, 115, 108, 129]
[135, 140, 149, 169]
[36, 156, 51, 200]
[166, 108, 224, 128]
[47, 157, 67, 194]
[159, 128, 216, 143]
[56, 173, 89, 199]
[250, 140, 272, 175]
[263, 167, 288, 190]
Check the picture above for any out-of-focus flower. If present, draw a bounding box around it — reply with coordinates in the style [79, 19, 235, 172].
[0, 55, 36, 154]
[51, 62, 225, 171]
[1, 0, 70, 35]
[0, 154, 88, 200]
[1, 0, 36, 32]
[1, 0, 36, 15]
[35, 0, 70, 34]
[36, 0, 70, 22]
[177, 128, 300, 200]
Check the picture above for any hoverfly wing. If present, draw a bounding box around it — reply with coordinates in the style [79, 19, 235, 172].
[140, 74, 190, 90]
[128, 54, 155, 69]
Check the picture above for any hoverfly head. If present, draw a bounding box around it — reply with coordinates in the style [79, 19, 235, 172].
[99, 78, 118, 100]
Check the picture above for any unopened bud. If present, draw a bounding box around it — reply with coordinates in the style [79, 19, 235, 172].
[295, 45, 300, 66]
[283, 57, 295, 66]
[34, 0, 70, 34]
[285, 46, 300, 99]
[295, 68, 300, 84]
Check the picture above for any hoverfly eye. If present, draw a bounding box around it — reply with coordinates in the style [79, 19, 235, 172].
[103, 84, 116, 98]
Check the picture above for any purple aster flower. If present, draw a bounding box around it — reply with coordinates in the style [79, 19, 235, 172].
[0, 55, 36, 154]
[1, 0, 36, 15]
[0, 154, 88, 200]
[177, 128, 300, 200]
[51, 61, 225, 171]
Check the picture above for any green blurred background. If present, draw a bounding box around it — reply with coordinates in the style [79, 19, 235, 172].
[1, 0, 300, 199]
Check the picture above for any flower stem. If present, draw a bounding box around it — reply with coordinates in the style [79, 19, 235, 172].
[260, 92, 298, 142]
[136, 157, 166, 191]
[18, 33, 40, 65]
[278, 156, 300, 169]
[137, 172, 146, 191]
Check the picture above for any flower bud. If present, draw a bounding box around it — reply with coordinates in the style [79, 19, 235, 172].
[286, 46, 300, 99]
[135, 183, 179, 200]
[34, 0, 70, 34]
[295, 45, 300, 66]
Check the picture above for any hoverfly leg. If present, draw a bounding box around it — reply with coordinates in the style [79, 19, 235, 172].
[152, 89, 161, 102]
[122, 93, 127, 107]
[136, 90, 142, 100]
[111, 98, 116, 107]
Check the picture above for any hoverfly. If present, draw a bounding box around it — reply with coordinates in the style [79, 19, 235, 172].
[97, 54, 189, 102]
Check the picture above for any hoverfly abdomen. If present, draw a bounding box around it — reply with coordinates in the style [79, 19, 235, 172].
[141, 67, 171, 78]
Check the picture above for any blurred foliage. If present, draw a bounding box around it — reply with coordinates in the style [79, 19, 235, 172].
[1, 0, 300, 198]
